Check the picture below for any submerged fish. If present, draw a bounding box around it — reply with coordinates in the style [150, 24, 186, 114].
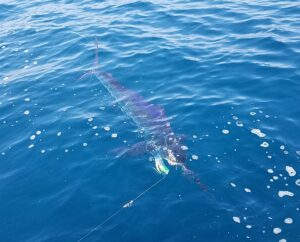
[81, 40, 205, 188]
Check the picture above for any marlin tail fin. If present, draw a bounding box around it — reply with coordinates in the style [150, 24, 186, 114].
[78, 38, 100, 80]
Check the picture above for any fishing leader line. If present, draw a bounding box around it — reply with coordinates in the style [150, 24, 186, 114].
[77, 175, 167, 242]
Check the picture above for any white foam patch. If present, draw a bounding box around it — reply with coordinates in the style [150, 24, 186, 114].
[57, 132, 62, 136]
[279, 239, 286, 242]
[280, 145, 285, 150]
[83, 142, 88, 147]
[24, 98, 30, 102]
[104, 126, 110, 131]
[111, 133, 118, 138]
[250, 112, 256, 116]
[181, 145, 188, 151]
[24, 110, 30, 115]
[244, 188, 252, 193]
[192, 155, 198, 160]
[233, 216, 241, 223]
[278, 191, 294, 198]
[41, 149, 46, 153]
[88, 117, 93, 122]
[285, 166, 296, 176]
[295, 179, 300, 186]
[260, 142, 269, 148]
[251, 129, 266, 138]
[246, 225, 252, 229]
[273, 227, 282, 234]
[267, 169, 274, 174]
[28, 144, 34, 149]
[30, 135, 36, 140]
[236, 121, 243, 127]
[92, 126, 97, 130]
[284, 218, 293, 224]
[222, 129, 229, 134]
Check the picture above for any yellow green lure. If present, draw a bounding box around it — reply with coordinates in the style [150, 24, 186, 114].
[155, 156, 169, 175]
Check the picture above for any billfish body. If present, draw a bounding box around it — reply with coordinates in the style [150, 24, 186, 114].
[83, 41, 204, 188]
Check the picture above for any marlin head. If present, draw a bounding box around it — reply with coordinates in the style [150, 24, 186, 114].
[165, 133, 187, 166]
[153, 133, 187, 175]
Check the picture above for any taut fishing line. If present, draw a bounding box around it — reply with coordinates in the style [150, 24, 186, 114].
[77, 175, 167, 242]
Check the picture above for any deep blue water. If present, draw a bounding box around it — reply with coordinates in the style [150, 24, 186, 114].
[1, 0, 300, 241]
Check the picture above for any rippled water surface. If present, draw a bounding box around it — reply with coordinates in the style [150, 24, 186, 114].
[1, 0, 300, 241]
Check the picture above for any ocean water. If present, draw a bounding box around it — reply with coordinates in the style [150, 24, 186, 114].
[1, 0, 300, 241]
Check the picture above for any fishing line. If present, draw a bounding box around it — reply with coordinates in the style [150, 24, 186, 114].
[77, 175, 167, 242]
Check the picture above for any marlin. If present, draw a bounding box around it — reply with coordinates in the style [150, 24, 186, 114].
[81, 40, 204, 188]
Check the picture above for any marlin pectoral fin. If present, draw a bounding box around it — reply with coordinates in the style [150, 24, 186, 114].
[111, 141, 148, 158]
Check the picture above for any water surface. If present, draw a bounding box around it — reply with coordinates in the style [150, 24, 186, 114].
[1, 0, 300, 241]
